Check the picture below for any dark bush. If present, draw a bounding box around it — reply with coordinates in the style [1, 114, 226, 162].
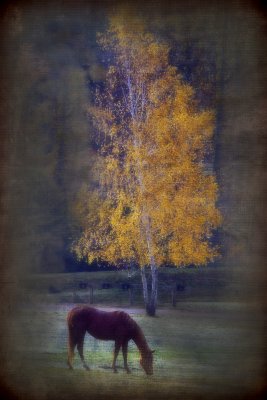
[102, 283, 112, 289]
[48, 285, 61, 294]
[176, 283, 186, 291]
[121, 283, 131, 290]
[79, 282, 87, 289]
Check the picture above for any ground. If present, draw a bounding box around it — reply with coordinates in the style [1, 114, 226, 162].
[2, 300, 266, 400]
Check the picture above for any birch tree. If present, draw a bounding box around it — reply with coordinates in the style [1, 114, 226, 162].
[73, 15, 221, 316]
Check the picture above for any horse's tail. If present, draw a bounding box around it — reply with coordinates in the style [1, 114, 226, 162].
[67, 310, 76, 369]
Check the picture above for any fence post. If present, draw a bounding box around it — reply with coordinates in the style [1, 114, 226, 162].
[129, 286, 133, 306]
[171, 284, 176, 307]
[90, 287, 94, 304]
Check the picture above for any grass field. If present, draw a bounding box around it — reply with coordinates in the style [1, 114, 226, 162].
[3, 299, 266, 400]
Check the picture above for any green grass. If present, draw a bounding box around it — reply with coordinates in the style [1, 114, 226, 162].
[3, 301, 266, 400]
[5, 268, 264, 399]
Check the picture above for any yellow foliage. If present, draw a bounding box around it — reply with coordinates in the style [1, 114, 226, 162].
[73, 14, 222, 269]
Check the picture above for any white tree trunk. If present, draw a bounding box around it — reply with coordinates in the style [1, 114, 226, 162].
[125, 70, 158, 316]
[140, 267, 148, 304]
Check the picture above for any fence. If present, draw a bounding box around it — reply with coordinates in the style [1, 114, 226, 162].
[69, 281, 187, 307]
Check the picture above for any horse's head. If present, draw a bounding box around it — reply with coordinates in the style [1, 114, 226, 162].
[140, 349, 155, 375]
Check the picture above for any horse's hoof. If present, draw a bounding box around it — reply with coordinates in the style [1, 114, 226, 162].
[113, 369, 118, 373]
[84, 366, 90, 371]
[126, 369, 131, 374]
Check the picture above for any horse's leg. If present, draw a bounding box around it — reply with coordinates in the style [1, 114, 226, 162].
[67, 344, 75, 370]
[67, 328, 77, 370]
[112, 341, 121, 373]
[77, 332, 90, 371]
[122, 341, 131, 374]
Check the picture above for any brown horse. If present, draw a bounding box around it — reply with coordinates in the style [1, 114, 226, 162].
[67, 306, 154, 375]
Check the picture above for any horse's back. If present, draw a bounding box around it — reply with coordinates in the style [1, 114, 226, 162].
[67, 306, 136, 340]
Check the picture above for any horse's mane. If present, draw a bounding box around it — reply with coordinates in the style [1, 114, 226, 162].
[118, 311, 139, 332]
[122, 312, 150, 353]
